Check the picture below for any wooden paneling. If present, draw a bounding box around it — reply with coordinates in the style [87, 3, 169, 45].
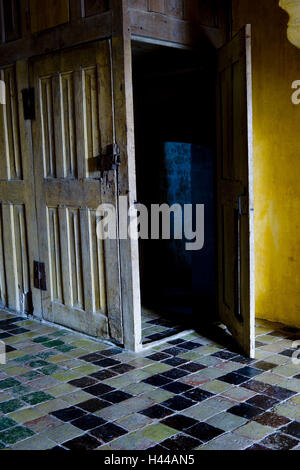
[31, 40, 123, 342]
[30, 0, 70, 33]
[0, 65, 22, 180]
[83, 0, 109, 17]
[1, 203, 30, 312]
[184, 0, 219, 27]
[0, 0, 21, 43]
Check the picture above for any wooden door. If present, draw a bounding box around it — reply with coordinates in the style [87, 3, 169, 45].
[30, 41, 123, 343]
[0, 62, 41, 317]
[216, 25, 255, 358]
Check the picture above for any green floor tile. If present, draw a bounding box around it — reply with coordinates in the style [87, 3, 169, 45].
[206, 412, 248, 432]
[21, 391, 54, 406]
[234, 422, 273, 441]
[0, 399, 24, 414]
[0, 442, 5, 449]
[26, 360, 49, 369]
[33, 337, 50, 344]
[0, 417, 18, 431]
[0, 426, 34, 445]
[140, 424, 177, 442]
[42, 340, 65, 348]
[54, 344, 76, 353]
[18, 371, 41, 381]
[0, 378, 20, 390]
[39, 365, 60, 376]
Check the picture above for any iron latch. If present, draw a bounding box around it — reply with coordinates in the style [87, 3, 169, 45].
[96, 144, 120, 172]
[22, 88, 35, 120]
[34, 262, 47, 291]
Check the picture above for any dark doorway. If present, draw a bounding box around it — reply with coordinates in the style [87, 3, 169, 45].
[132, 42, 218, 344]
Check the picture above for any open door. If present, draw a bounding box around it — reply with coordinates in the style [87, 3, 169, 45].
[217, 25, 255, 358]
[30, 40, 123, 344]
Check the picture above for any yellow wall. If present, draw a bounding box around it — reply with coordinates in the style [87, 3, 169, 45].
[233, 0, 300, 328]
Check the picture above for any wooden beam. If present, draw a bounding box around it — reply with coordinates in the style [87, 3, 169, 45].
[110, 0, 142, 352]
[0, 11, 112, 66]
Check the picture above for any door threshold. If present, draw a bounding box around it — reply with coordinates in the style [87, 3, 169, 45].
[0, 307, 121, 350]
[141, 329, 195, 352]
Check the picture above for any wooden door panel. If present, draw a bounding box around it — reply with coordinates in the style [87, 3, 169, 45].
[217, 25, 255, 357]
[0, 62, 41, 316]
[31, 41, 123, 343]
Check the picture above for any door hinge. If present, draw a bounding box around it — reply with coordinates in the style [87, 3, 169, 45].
[96, 144, 120, 172]
[22, 88, 35, 120]
[34, 262, 47, 291]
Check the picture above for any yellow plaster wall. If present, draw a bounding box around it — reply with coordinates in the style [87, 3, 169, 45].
[233, 0, 300, 327]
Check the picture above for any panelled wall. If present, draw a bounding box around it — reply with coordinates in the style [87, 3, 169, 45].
[0, 63, 32, 313]
[0, 0, 228, 52]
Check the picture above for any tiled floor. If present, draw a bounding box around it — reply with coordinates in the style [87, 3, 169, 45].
[0, 310, 299, 450]
[142, 308, 186, 344]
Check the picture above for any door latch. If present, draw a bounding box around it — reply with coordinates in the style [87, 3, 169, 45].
[34, 262, 47, 291]
[96, 144, 120, 172]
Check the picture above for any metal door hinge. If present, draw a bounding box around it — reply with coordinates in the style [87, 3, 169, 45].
[22, 88, 35, 120]
[97, 144, 120, 172]
[34, 262, 47, 291]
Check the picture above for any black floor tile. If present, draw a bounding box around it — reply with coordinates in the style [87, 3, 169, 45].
[68, 377, 98, 388]
[162, 347, 187, 357]
[186, 423, 224, 442]
[212, 351, 238, 361]
[161, 368, 189, 380]
[183, 389, 214, 403]
[71, 414, 106, 431]
[90, 423, 127, 443]
[139, 405, 173, 419]
[109, 364, 135, 375]
[279, 349, 295, 358]
[161, 381, 193, 394]
[90, 370, 118, 381]
[281, 421, 300, 439]
[63, 434, 101, 450]
[245, 394, 279, 410]
[231, 355, 255, 364]
[243, 380, 269, 394]
[179, 342, 202, 351]
[84, 383, 115, 397]
[147, 353, 172, 362]
[178, 363, 206, 373]
[163, 358, 189, 367]
[51, 407, 86, 422]
[5, 345, 16, 353]
[260, 432, 299, 450]
[219, 372, 249, 385]
[93, 358, 121, 368]
[162, 433, 201, 450]
[161, 414, 199, 431]
[228, 403, 264, 419]
[161, 396, 195, 412]
[100, 348, 123, 357]
[101, 390, 132, 404]
[77, 398, 111, 413]
[79, 353, 103, 363]
[9, 328, 29, 335]
[264, 385, 296, 401]
[168, 339, 185, 345]
[235, 366, 263, 378]
[254, 412, 291, 428]
[143, 375, 173, 387]
[0, 333, 11, 339]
